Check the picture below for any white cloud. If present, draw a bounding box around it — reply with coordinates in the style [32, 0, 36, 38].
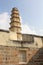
[37, 29, 43, 36]
[0, 12, 10, 30]
[21, 24, 36, 34]
[20, 16, 23, 23]
[20, 16, 36, 34]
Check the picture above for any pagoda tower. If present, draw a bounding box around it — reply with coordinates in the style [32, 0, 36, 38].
[9, 7, 22, 41]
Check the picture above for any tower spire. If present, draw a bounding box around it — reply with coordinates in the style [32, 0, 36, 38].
[9, 7, 22, 40]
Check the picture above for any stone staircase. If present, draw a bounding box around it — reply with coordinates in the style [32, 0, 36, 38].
[27, 48, 43, 65]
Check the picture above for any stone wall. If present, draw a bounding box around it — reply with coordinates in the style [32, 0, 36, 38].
[0, 45, 34, 65]
[0, 45, 19, 65]
[0, 45, 43, 65]
[0, 31, 43, 65]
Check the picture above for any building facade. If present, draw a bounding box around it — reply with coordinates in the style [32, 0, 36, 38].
[0, 7, 43, 65]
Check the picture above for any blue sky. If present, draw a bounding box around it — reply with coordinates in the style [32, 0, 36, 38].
[0, 0, 43, 35]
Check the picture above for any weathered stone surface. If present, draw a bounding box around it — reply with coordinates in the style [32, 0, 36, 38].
[0, 45, 43, 65]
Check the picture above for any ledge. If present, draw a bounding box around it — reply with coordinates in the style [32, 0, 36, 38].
[0, 29, 9, 33]
[19, 62, 27, 64]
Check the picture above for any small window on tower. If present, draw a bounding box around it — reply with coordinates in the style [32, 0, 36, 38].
[19, 50, 27, 64]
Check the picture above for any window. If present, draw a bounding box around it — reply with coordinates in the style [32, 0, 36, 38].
[19, 50, 27, 64]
